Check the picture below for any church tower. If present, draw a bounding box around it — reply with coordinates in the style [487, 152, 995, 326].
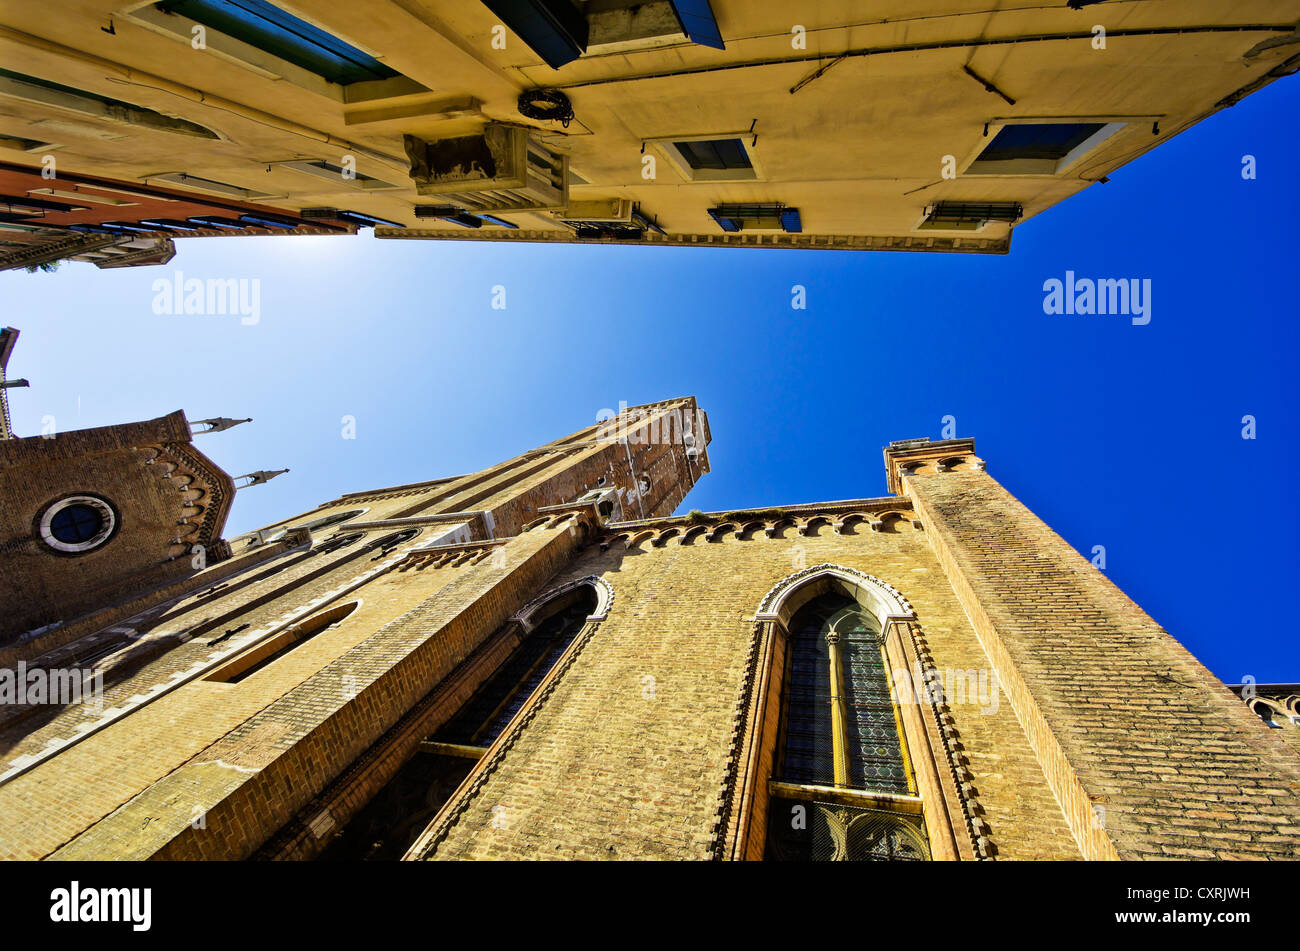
[236, 396, 709, 552]
[0, 396, 713, 859]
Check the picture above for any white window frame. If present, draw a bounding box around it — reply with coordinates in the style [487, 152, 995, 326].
[39, 495, 118, 554]
[649, 132, 763, 183]
[958, 116, 1157, 177]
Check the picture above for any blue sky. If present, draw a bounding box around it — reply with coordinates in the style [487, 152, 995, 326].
[4, 78, 1297, 683]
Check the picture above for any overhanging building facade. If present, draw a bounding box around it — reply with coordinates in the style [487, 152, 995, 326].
[1, 1, 1298, 266]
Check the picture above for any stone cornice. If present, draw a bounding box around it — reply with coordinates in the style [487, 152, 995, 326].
[375, 228, 1010, 254]
[606, 496, 911, 532]
[0, 411, 192, 468]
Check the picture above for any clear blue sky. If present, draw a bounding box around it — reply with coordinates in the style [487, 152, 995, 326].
[4, 78, 1297, 683]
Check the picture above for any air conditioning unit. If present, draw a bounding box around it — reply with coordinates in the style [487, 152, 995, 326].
[404, 123, 567, 212]
[555, 198, 635, 224]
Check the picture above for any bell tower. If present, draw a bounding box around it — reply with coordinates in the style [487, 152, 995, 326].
[255, 396, 711, 545]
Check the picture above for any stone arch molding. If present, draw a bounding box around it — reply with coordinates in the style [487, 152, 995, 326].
[715, 562, 988, 862]
[510, 575, 614, 632]
[754, 563, 916, 633]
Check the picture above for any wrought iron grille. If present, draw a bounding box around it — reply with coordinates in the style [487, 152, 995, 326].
[766, 796, 931, 862]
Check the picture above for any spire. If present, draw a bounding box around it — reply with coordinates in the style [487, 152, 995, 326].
[235, 468, 290, 488]
[192, 416, 253, 434]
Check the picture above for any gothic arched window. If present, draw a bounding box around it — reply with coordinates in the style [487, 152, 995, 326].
[435, 585, 597, 747]
[775, 593, 912, 794]
[765, 590, 930, 862]
[320, 582, 603, 861]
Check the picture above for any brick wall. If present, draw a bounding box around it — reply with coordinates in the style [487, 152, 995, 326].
[49, 517, 588, 859]
[905, 467, 1300, 859]
[0, 412, 233, 644]
[421, 513, 1079, 860]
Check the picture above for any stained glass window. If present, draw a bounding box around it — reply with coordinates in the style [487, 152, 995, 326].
[775, 593, 910, 794]
[767, 590, 929, 861]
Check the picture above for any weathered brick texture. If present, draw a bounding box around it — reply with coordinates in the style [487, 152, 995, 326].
[905, 467, 1300, 859]
[4, 409, 1292, 862]
[421, 514, 1078, 860]
[0, 411, 233, 648]
[49, 518, 587, 859]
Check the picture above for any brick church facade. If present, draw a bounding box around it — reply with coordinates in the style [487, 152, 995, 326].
[1, 392, 1297, 860]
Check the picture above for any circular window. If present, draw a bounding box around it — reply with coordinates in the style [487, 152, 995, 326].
[39, 495, 118, 554]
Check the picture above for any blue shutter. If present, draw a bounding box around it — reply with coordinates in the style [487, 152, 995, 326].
[707, 208, 740, 232]
[157, 0, 400, 84]
[480, 0, 589, 69]
[670, 0, 725, 50]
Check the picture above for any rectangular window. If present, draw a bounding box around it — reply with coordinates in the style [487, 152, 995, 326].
[0, 193, 90, 214]
[414, 206, 518, 229]
[917, 201, 1022, 232]
[0, 132, 52, 152]
[965, 120, 1125, 175]
[481, 0, 589, 69]
[676, 138, 751, 172]
[982, 122, 1105, 162]
[585, 1, 724, 53]
[655, 134, 759, 182]
[275, 159, 396, 190]
[708, 203, 801, 233]
[669, 0, 724, 50]
[486, 0, 723, 67]
[146, 171, 275, 200]
[0, 68, 218, 139]
[155, 0, 398, 85]
[29, 188, 138, 207]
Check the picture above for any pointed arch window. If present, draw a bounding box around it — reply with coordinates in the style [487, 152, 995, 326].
[775, 593, 913, 794]
[738, 569, 951, 867]
[434, 585, 596, 747]
[320, 582, 603, 860]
